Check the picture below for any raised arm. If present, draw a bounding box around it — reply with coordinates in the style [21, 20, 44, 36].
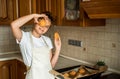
[10, 14, 46, 41]
[50, 34, 61, 68]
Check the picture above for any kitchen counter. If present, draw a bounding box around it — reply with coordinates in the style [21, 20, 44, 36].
[0, 52, 119, 79]
[0, 51, 23, 62]
[0, 51, 115, 77]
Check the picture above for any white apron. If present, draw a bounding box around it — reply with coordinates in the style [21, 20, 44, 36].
[25, 33, 54, 79]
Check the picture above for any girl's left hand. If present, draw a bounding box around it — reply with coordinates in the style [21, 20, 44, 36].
[54, 32, 61, 52]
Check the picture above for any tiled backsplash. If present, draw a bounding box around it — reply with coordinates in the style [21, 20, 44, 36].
[0, 19, 120, 72]
[0, 25, 53, 53]
[54, 19, 120, 71]
[0, 26, 19, 52]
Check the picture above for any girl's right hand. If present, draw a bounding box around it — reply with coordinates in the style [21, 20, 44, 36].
[33, 14, 47, 24]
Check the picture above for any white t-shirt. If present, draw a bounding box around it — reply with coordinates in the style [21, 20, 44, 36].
[16, 31, 53, 66]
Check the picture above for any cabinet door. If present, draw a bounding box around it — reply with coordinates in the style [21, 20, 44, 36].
[57, 0, 105, 26]
[16, 60, 26, 79]
[46, 0, 57, 25]
[79, 5, 105, 26]
[36, 0, 46, 14]
[14, 0, 36, 18]
[36, 0, 82, 26]
[0, 0, 15, 25]
[0, 60, 16, 79]
[80, 0, 120, 19]
[36, 0, 58, 25]
[57, 0, 81, 26]
[13, 0, 36, 24]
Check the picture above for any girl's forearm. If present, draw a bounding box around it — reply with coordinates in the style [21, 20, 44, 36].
[51, 50, 60, 68]
[11, 14, 35, 28]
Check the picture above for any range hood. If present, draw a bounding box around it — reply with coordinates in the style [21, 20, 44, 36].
[80, 1, 120, 19]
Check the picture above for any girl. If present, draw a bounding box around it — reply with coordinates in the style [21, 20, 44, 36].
[11, 12, 61, 79]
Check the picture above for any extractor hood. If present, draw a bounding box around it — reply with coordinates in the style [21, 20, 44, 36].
[80, 1, 120, 19]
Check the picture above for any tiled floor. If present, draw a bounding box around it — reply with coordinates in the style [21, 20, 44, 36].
[100, 73, 120, 79]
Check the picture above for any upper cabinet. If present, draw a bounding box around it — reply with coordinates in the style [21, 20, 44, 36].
[0, 0, 15, 25]
[14, 0, 36, 24]
[34, 0, 106, 27]
[46, 0, 58, 25]
[0, 0, 105, 26]
[55, 0, 105, 26]
[14, 0, 36, 18]
[36, 0, 58, 25]
[0, 0, 54, 25]
[57, 0, 81, 26]
[0, 0, 36, 25]
[80, 0, 120, 19]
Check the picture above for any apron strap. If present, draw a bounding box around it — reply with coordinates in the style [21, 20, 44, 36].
[41, 36, 49, 47]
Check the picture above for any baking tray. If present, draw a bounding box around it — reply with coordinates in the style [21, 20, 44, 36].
[50, 65, 102, 79]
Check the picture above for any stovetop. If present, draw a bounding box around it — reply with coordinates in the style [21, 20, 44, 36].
[101, 73, 120, 79]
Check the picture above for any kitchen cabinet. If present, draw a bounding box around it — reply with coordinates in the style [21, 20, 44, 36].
[15, 0, 36, 18]
[0, 0, 36, 25]
[32, 0, 106, 26]
[0, 60, 16, 79]
[35, 0, 105, 26]
[16, 60, 26, 79]
[36, 0, 47, 14]
[0, 0, 15, 25]
[0, 0, 105, 26]
[56, 0, 105, 26]
[14, 0, 36, 24]
[79, 7, 105, 26]
[57, 0, 81, 26]
[80, 0, 120, 19]
[46, 0, 58, 25]
[36, 0, 57, 25]
[0, 59, 26, 79]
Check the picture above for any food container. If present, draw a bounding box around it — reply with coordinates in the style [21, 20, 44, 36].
[50, 65, 103, 79]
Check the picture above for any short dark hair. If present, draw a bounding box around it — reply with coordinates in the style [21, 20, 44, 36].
[41, 11, 54, 22]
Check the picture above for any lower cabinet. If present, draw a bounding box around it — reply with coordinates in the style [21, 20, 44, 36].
[16, 60, 27, 79]
[0, 60, 16, 79]
[0, 60, 26, 79]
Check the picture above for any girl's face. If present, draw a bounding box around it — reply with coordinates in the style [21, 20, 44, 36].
[33, 17, 51, 35]
[34, 23, 50, 35]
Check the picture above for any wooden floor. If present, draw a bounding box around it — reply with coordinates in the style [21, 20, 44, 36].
[100, 73, 120, 79]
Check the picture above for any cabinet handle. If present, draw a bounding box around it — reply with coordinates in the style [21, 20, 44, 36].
[24, 72, 27, 75]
